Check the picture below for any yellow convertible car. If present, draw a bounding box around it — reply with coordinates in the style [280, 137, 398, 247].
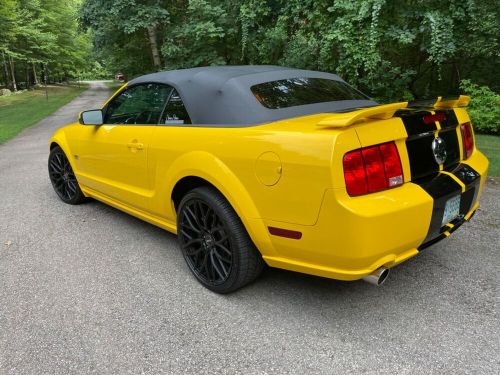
[48, 66, 489, 293]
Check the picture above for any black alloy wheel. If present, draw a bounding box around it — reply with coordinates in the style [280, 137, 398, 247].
[48, 146, 86, 204]
[177, 186, 264, 293]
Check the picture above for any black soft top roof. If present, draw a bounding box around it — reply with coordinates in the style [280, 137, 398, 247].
[128, 65, 377, 126]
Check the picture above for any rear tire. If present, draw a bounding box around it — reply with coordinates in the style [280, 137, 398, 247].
[48, 146, 86, 205]
[177, 186, 264, 293]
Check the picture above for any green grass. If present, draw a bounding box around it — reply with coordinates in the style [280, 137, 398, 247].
[476, 134, 500, 177]
[0, 84, 86, 144]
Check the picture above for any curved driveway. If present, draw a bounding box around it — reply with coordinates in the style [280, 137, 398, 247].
[0, 82, 499, 374]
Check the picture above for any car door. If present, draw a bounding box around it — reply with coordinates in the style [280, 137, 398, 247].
[147, 89, 195, 220]
[77, 83, 172, 210]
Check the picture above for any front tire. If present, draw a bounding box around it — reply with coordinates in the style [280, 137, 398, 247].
[177, 186, 264, 293]
[48, 146, 86, 205]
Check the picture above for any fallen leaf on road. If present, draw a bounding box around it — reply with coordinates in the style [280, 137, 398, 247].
[4, 240, 12, 246]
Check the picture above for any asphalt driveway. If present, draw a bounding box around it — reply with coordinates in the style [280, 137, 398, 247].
[0, 82, 499, 374]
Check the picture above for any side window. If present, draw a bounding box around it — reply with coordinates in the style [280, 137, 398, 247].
[104, 83, 172, 125]
[160, 89, 192, 125]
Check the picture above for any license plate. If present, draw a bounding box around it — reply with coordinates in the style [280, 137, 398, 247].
[442, 195, 461, 226]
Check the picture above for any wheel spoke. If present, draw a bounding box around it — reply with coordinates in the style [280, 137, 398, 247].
[67, 180, 77, 193]
[210, 252, 225, 280]
[182, 238, 202, 249]
[183, 207, 201, 233]
[213, 248, 231, 263]
[49, 160, 62, 173]
[201, 251, 211, 281]
[215, 242, 232, 256]
[180, 229, 194, 240]
[49, 150, 81, 202]
[185, 245, 203, 257]
[180, 199, 234, 286]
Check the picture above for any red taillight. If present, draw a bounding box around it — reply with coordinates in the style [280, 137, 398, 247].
[343, 142, 404, 196]
[423, 113, 446, 124]
[379, 142, 404, 187]
[362, 146, 387, 192]
[343, 150, 368, 196]
[460, 122, 474, 159]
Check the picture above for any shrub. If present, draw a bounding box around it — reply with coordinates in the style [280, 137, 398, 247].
[460, 80, 500, 134]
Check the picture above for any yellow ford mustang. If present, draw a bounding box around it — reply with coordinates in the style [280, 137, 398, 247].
[48, 66, 489, 293]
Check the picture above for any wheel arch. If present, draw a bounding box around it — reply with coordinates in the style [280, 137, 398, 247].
[162, 151, 277, 257]
[48, 131, 80, 177]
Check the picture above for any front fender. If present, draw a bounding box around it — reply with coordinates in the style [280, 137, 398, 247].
[49, 128, 76, 171]
[156, 151, 277, 257]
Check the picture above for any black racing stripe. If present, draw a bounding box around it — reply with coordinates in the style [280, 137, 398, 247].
[396, 109, 440, 180]
[436, 109, 459, 129]
[415, 163, 481, 251]
[440, 128, 460, 170]
[418, 173, 462, 198]
[396, 109, 435, 136]
[453, 164, 480, 185]
[406, 135, 440, 180]
[415, 173, 462, 244]
[398, 108, 462, 181]
[419, 213, 468, 250]
[460, 187, 476, 215]
[453, 164, 480, 215]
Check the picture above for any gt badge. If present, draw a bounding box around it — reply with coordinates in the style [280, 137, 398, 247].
[432, 137, 447, 165]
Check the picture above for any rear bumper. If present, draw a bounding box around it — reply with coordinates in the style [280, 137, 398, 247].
[260, 150, 489, 281]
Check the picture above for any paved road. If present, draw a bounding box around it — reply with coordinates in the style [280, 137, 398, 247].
[0, 82, 499, 374]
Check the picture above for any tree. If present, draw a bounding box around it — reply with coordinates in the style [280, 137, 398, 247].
[80, 0, 169, 71]
[78, 0, 498, 104]
[0, 0, 93, 89]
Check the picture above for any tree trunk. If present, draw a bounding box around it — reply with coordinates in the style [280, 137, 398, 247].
[8, 55, 17, 91]
[26, 63, 30, 89]
[147, 25, 162, 70]
[32, 63, 39, 85]
[2, 52, 11, 88]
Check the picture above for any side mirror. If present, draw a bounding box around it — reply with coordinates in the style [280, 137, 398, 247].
[79, 109, 104, 125]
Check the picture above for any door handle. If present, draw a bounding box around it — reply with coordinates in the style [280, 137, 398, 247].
[127, 142, 144, 150]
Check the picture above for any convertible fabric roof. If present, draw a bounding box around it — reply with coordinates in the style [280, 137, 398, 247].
[128, 65, 377, 126]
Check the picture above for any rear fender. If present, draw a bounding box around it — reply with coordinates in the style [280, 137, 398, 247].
[157, 151, 277, 257]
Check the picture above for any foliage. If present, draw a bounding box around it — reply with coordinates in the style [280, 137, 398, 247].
[79, 0, 498, 104]
[0, 0, 94, 90]
[161, 0, 227, 68]
[80, 0, 169, 71]
[79, 60, 109, 80]
[460, 80, 500, 134]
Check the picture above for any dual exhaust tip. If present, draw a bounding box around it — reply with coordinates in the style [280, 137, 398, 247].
[362, 267, 390, 286]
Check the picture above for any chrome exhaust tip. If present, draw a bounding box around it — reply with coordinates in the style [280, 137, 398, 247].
[362, 267, 390, 286]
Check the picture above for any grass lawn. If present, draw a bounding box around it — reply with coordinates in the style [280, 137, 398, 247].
[476, 134, 500, 177]
[0, 84, 86, 145]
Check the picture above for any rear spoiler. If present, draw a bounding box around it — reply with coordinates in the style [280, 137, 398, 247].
[317, 95, 470, 128]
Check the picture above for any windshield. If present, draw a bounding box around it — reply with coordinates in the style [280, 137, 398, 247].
[251, 77, 369, 109]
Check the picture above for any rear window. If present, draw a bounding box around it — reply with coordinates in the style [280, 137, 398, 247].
[251, 77, 369, 109]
